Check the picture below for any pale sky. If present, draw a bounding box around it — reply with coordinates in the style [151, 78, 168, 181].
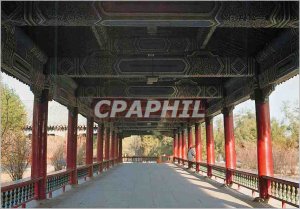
[1, 72, 299, 126]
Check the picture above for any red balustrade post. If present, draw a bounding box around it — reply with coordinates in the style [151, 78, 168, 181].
[254, 89, 274, 200]
[182, 127, 187, 163]
[223, 106, 236, 186]
[177, 130, 181, 163]
[31, 89, 49, 200]
[205, 117, 215, 177]
[111, 129, 115, 166]
[67, 107, 78, 185]
[195, 123, 202, 172]
[118, 135, 123, 162]
[85, 117, 94, 177]
[187, 126, 193, 168]
[105, 127, 110, 169]
[97, 123, 104, 173]
[173, 130, 178, 162]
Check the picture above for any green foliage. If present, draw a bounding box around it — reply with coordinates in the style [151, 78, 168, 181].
[213, 117, 225, 159]
[234, 110, 257, 143]
[1, 83, 27, 138]
[200, 123, 207, 161]
[280, 101, 299, 148]
[123, 135, 173, 157]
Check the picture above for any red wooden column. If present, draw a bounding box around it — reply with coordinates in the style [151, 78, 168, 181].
[195, 123, 202, 172]
[96, 123, 104, 172]
[254, 89, 274, 199]
[111, 129, 115, 166]
[205, 117, 215, 177]
[177, 130, 181, 163]
[173, 130, 178, 162]
[67, 107, 78, 185]
[223, 107, 236, 185]
[85, 117, 94, 177]
[31, 89, 49, 200]
[115, 132, 118, 164]
[118, 135, 122, 162]
[187, 126, 193, 168]
[182, 127, 187, 163]
[187, 126, 193, 149]
[105, 127, 110, 169]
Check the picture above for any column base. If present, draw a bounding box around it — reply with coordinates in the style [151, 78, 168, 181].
[220, 183, 232, 188]
[253, 197, 269, 203]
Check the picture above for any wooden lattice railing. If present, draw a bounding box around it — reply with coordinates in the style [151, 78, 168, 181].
[173, 157, 299, 208]
[1, 177, 41, 208]
[46, 169, 72, 197]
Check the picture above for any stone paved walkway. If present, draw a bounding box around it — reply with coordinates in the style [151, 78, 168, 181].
[37, 163, 272, 208]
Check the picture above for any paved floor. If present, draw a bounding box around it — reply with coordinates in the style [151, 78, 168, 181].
[37, 163, 271, 208]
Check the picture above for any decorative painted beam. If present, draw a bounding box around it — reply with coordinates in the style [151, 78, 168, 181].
[257, 29, 299, 89]
[48, 52, 255, 77]
[91, 26, 108, 49]
[77, 80, 223, 98]
[2, 2, 298, 28]
[206, 29, 299, 117]
[0, 24, 94, 118]
[1, 24, 47, 92]
[105, 37, 199, 55]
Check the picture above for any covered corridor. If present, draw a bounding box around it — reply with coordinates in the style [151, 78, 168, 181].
[37, 163, 269, 208]
[1, 1, 299, 208]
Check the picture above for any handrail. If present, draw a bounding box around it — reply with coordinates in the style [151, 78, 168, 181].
[46, 169, 73, 178]
[77, 164, 92, 170]
[228, 168, 258, 177]
[1, 177, 42, 192]
[174, 157, 299, 207]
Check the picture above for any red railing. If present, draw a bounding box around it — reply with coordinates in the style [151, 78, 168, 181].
[174, 157, 299, 208]
[1, 177, 41, 208]
[197, 162, 208, 173]
[76, 164, 91, 179]
[211, 164, 226, 180]
[1, 159, 119, 208]
[229, 168, 259, 192]
[262, 176, 299, 208]
[46, 169, 73, 198]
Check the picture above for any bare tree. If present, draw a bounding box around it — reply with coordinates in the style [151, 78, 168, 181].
[1, 132, 30, 181]
[50, 144, 66, 171]
[77, 142, 86, 165]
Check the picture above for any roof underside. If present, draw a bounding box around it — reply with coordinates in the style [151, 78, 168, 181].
[1, 1, 299, 137]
